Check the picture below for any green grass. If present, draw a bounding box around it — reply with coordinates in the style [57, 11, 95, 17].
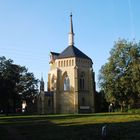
[0, 112, 140, 140]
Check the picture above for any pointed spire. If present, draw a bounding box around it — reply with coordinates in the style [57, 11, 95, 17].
[40, 74, 44, 92]
[68, 13, 74, 46]
[70, 13, 74, 34]
[41, 76, 43, 82]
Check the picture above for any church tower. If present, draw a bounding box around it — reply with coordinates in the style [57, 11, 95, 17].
[46, 14, 96, 113]
[37, 76, 45, 114]
[40, 76, 44, 92]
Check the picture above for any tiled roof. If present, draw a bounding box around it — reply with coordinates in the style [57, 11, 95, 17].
[58, 45, 91, 60]
[50, 52, 60, 56]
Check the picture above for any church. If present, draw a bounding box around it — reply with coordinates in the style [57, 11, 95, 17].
[37, 14, 96, 114]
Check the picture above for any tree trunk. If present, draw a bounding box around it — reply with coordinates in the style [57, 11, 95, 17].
[121, 105, 123, 112]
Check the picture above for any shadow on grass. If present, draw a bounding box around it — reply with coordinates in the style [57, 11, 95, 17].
[2, 120, 139, 140]
[0, 113, 134, 125]
[46, 112, 138, 120]
[0, 114, 140, 140]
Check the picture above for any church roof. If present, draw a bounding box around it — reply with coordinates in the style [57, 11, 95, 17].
[57, 14, 92, 61]
[50, 14, 92, 62]
[50, 52, 60, 56]
[57, 45, 92, 60]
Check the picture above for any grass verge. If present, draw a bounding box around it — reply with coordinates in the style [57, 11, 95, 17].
[0, 112, 140, 140]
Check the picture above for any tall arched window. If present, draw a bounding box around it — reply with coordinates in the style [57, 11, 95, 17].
[80, 72, 85, 90]
[64, 75, 70, 91]
[58, 61, 60, 67]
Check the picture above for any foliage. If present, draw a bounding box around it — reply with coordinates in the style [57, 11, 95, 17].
[0, 56, 38, 114]
[95, 91, 108, 112]
[99, 39, 140, 111]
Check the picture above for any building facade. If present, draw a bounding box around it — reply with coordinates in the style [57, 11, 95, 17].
[38, 14, 96, 114]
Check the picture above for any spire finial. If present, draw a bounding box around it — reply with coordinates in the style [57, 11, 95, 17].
[68, 13, 74, 46]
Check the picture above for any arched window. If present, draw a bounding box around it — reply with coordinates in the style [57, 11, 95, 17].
[58, 61, 60, 67]
[69, 60, 71, 66]
[61, 61, 63, 67]
[80, 72, 85, 90]
[72, 59, 74, 66]
[64, 75, 70, 91]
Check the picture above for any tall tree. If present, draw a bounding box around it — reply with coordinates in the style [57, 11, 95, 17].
[0, 56, 38, 114]
[99, 39, 140, 111]
[18, 70, 38, 111]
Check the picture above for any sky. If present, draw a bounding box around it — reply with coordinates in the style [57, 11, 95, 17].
[0, 0, 140, 91]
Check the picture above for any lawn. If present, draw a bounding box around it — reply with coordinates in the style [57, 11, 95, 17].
[0, 112, 140, 140]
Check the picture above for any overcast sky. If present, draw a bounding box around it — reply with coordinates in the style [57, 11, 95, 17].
[0, 0, 140, 91]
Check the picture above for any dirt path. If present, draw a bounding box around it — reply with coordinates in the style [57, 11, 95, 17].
[3, 125, 27, 140]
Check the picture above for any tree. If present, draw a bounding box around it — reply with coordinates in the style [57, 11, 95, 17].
[95, 90, 108, 113]
[99, 39, 140, 111]
[0, 56, 38, 114]
[18, 70, 39, 112]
